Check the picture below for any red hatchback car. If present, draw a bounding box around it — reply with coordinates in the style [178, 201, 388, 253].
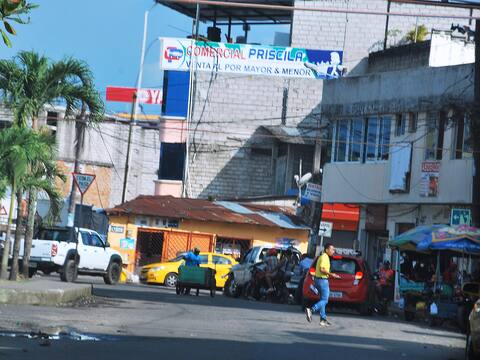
[302, 254, 375, 315]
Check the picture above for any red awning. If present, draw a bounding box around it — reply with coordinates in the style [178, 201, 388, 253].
[322, 204, 360, 232]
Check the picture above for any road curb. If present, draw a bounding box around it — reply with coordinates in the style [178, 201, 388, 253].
[0, 281, 92, 306]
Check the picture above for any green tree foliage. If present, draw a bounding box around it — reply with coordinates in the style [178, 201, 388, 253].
[0, 0, 38, 47]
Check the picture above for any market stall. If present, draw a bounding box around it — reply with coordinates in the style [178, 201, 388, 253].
[389, 225, 480, 330]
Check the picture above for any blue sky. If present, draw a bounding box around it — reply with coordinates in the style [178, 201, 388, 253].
[0, 0, 286, 114]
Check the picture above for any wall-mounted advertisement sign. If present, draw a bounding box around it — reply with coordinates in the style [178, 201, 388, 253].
[420, 161, 441, 197]
[160, 38, 344, 80]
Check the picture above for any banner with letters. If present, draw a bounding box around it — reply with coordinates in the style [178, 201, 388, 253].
[160, 37, 343, 80]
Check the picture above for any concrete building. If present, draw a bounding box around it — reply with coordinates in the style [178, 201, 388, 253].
[321, 35, 474, 269]
[157, 0, 479, 201]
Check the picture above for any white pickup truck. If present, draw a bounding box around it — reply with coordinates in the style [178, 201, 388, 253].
[30, 227, 122, 284]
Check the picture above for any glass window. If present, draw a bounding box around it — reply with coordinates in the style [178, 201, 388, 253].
[334, 120, 348, 162]
[395, 114, 406, 137]
[348, 118, 363, 161]
[425, 112, 438, 160]
[90, 234, 105, 247]
[379, 116, 391, 160]
[158, 143, 186, 181]
[331, 258, 358, 275]
[454, 114, 473, 159]
[213, 255, 231, 265]
[242, 249, 253, 264]
[198, 255, 208, 264]
[366, 117, 378, 161]
[81, 232, 91, 246]
[408, 112, 417, 133]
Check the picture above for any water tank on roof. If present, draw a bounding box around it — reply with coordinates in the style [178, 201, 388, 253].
[207, 27, 221, 42]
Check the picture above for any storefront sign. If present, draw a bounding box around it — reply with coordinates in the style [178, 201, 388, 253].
[304, 183, 322, 202]
[420, 161, 440, 197]
[160, 38, 344, 80]
[119, 238, 135, 250]
[451, 208, 472, 226]
[110, 225, 125, 234]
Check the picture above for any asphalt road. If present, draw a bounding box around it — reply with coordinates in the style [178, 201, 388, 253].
[0, 276, 466, 359]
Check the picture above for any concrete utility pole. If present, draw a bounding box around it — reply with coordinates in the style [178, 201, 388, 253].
[472, 19, 480, 227]
[309, 136, 323, 257]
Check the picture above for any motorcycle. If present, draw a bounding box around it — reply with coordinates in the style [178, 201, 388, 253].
[243, 262, 290, 303]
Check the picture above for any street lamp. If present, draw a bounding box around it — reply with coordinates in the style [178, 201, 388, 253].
[122, 4, 158, 203]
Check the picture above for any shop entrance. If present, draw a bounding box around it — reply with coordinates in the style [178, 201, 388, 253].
[136, 229, 164, 267]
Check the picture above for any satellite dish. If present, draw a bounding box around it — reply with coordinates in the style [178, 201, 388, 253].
[298, 172, 312, 186]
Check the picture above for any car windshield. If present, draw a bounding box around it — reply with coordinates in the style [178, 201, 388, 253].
[331, 258, 358, 275]
[169, 254, 185, 262]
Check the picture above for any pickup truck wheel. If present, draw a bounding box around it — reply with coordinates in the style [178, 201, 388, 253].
[28, 268, 37, 278]
[104, 262, 121, 285]
[60, 260, 78, 283]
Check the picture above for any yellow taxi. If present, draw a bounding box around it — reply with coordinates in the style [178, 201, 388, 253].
[140, 252, 237, 289]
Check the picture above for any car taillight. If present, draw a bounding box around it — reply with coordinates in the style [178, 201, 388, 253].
[51, 244, 58, 257]
[333, 255, 343, 260]
[355, 271, 363, 280]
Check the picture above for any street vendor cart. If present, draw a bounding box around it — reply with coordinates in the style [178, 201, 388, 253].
[176, 266, 216, 297]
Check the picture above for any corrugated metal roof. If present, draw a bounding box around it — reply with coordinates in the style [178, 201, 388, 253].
[106, 195, 309, 230]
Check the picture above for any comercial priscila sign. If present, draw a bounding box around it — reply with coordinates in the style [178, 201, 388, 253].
[160, 38, 344, 80]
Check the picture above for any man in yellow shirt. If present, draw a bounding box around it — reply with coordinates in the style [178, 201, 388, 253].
[305, 243, 340, 326]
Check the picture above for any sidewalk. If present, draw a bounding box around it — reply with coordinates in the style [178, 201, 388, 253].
[0, 278, 91, 306]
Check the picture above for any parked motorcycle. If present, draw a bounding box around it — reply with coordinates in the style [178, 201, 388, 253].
[243, 262, 290, 303]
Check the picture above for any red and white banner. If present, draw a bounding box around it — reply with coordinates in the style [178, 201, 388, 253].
[106, 86, 163, 104]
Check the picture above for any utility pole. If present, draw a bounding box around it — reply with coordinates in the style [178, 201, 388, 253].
[472, 19, 480, 227]
[309, 138, 323, 257]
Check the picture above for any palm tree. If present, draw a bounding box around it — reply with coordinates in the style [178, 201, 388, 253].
[0, 51, 104, 279]
[9, 129, 65, 280]
[0, 127, 37, 279]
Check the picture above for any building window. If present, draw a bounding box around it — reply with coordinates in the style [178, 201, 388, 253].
[348, 118, 363, 161]
[334, 119, 348, 162]
[364, 116, 391, 162]
[395, 114, 406, 137]
[453, 113, 473, 159]
[425, 112, 445, 160]
[333, 118, 363, 162]
[47, 111, 58, 127]
[408, 112, 417, 133]
[378, 116, 392, 160]
[158, 143, 186, 181]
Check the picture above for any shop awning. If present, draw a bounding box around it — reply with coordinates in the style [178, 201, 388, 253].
[322, 204, 360, 232]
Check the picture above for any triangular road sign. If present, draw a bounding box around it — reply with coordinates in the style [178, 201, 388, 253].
[0, 206, 6, 215]
[73, 173, 96, 195]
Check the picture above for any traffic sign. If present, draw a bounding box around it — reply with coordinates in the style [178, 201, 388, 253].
[451, 208, 471, 226]
[106, 86, 163, 104]
[73, 173, 96, 196]
[318, 221, 333, 238]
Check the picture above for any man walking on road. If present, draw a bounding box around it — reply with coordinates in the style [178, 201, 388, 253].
[305, 243, 340, 326]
